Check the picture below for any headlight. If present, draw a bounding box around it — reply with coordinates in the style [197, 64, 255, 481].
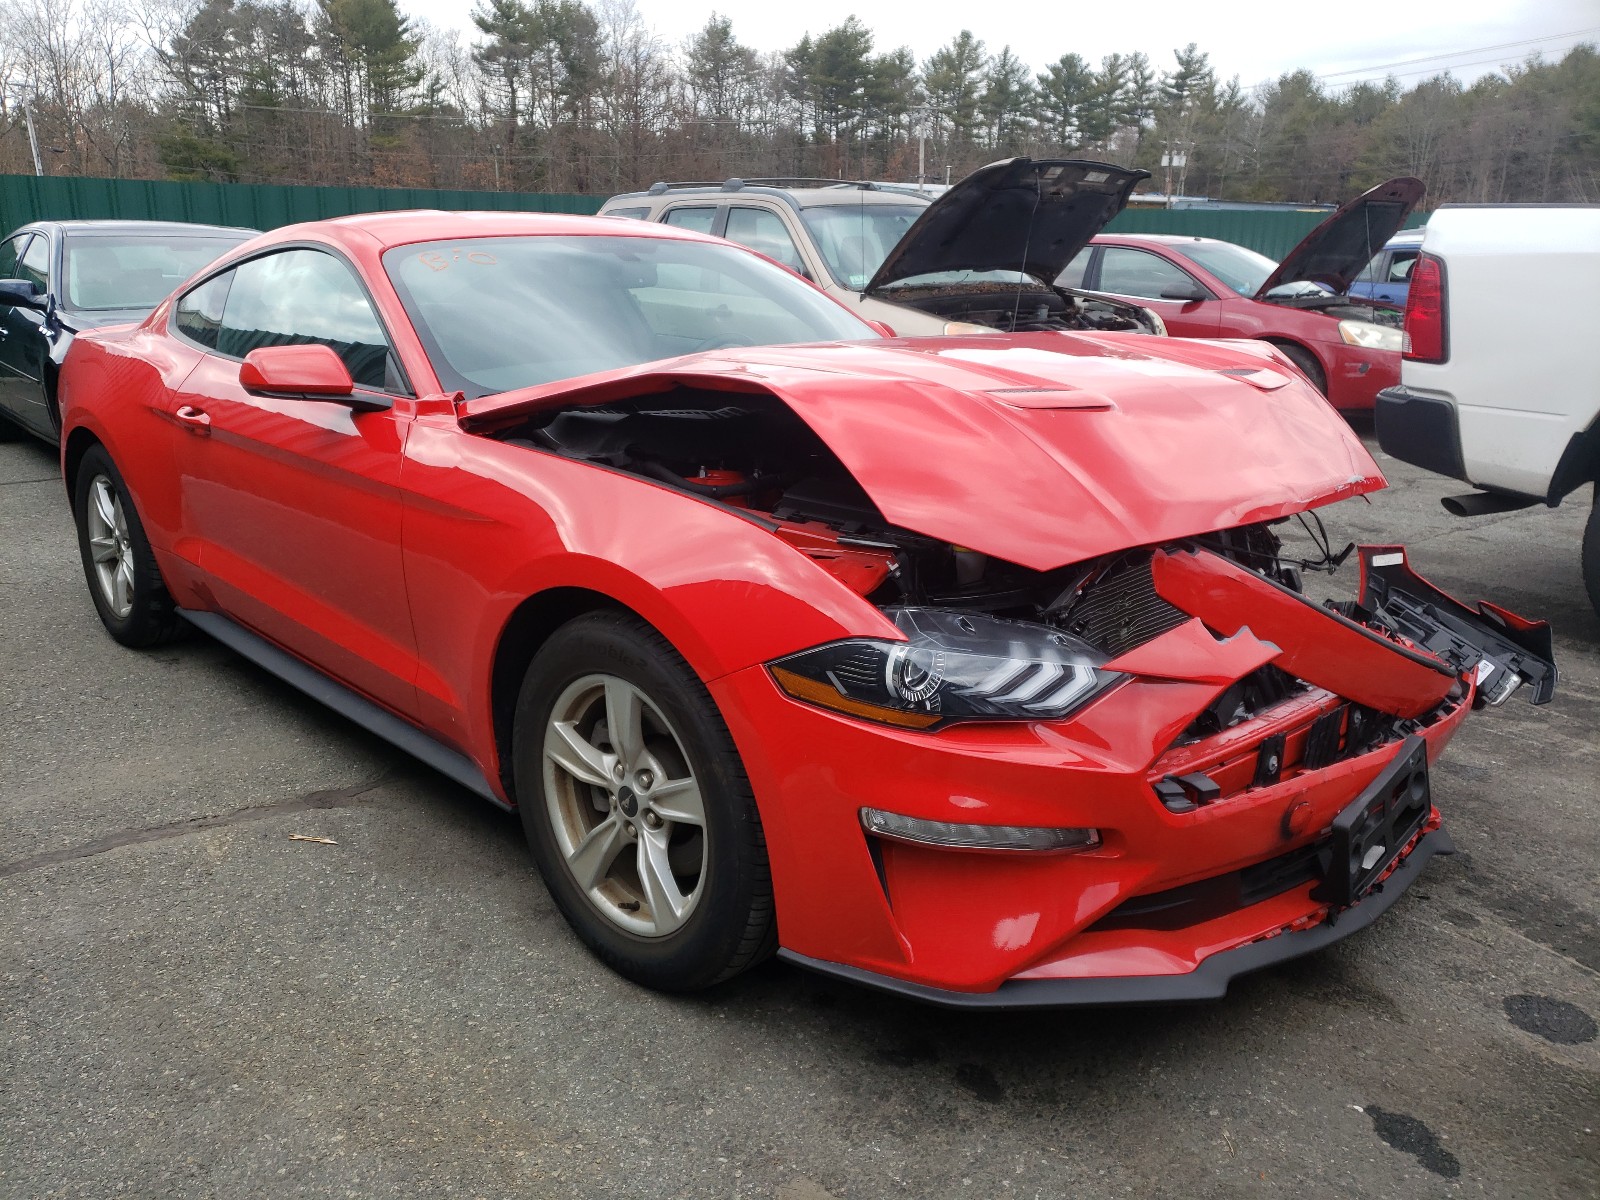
[768, 608, 1120, 729]
[1338, 319, 1402, 351]
[943, 320, 995, 335]
[1140, 306, 1167, 337]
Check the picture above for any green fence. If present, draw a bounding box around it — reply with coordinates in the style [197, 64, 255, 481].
[0, 174, 603, 237]
[2, 173, 1425, 260]
[1106, 206, 1428, 261]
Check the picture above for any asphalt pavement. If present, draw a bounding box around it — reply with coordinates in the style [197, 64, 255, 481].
[2, 426, 1596, 1199]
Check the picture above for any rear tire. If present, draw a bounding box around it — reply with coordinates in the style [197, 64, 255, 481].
[512, 610, 776, 991]
[1583, 486, 1600, 619]
[72, 444, 186, 647]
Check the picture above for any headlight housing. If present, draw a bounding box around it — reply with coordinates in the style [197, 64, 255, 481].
[942, 320, 996, 335]
[768, 607, 1120, 730]
[1338, 319, 1402, 351]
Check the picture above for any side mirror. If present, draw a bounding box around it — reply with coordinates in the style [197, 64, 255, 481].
[239, 344, 387, 411]
[1158, 283, 1209, 303]
[866, 320, 897, 338]
[0, 278, 45, 309]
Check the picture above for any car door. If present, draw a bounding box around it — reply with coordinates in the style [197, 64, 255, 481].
[1372, 248, 1417, 305]
[0, 232, 35, 426]
[722, 205, 817, 281]
[1091, 245, 1221, 337]
[659, 205, 721, 235]
[166, 246, 421, 717]
[0, 232, 56, 437]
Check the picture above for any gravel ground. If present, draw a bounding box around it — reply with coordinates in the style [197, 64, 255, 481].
[1, 427, 1595, 1200]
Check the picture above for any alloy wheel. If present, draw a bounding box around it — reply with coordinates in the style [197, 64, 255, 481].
[85, 474, 135, 620]
[541, 673, 708, 937]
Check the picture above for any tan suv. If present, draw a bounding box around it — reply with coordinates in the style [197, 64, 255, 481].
[599, 158, 1162, 337]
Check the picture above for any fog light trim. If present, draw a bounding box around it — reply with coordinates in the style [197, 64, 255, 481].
[860, 807, 1100, 853]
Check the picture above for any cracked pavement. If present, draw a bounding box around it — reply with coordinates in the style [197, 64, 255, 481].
[1, 428, 1596, 1199]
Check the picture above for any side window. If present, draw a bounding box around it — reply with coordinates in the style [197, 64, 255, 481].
[175, 271, 235, 349]
[662, 206, 718, 234]
[1355, 254, 1382, 284]
[606, 207, 650, 220]
[724, 207, 806, 274]
[1388, 250, 1418, 282]
[18, 235, 50, 290]
[1097, 247, 1202, 301]
[1058, 248, 1093, 289]
[0, 234, 29, 281]
[217, 249, 395, 390]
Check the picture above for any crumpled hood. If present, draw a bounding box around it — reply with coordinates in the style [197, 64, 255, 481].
[462, 333, 1384, 570]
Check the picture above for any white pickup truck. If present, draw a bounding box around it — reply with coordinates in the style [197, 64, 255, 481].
[1375, 204, 1600, 616]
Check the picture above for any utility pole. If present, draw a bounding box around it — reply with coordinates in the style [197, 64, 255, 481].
[1160, 143, 1186, 208]
[909, 106, 931, 183]
[22, 100, 44, 177]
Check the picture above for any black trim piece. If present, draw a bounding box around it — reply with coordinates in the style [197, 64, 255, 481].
[777, 829, 1454, 1010]
[1310, 735, 1431, 907]
[178, 609, 507, 809]
[1375, 386, 1466, 482]
[1548, 417, 1600, 503]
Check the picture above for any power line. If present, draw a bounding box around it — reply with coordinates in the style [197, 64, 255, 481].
[1237, 26, 1598, 96]
[1314, 26, 1600, 80]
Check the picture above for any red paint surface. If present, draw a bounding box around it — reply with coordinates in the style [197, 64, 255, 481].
[1090, 233, 1403, 411]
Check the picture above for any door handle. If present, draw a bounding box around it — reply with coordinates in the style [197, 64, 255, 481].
[174, 405, 211, 434]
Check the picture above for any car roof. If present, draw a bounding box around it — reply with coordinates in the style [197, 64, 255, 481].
[606, 186, 926, 211]
[1092, 233, 1232, 246]
[29, 219, 259, 238]
[272, 209, 733, 251]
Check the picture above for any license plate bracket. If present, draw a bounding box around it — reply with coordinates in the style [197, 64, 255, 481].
[1313, 735, 1432, 908]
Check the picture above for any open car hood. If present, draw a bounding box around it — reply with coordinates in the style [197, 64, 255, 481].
[461, 333, 1383, 571]
[862, 158, 1150, 296]
[1254, 177, 1424, 299]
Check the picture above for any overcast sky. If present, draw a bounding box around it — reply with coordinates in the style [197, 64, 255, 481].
[400, 0, 1598, 91]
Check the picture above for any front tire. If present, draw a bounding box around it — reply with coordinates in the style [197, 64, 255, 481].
[512, 611, 775, 991]
[72, 444, 185, 647]
[1269, 340, 1327, 396]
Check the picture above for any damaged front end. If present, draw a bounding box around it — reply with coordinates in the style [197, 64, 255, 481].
[466, 339, 1556, 1004]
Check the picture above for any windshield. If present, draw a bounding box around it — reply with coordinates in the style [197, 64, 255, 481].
[64, 234, 247, 311]
[1178, 241, 1280, 297]
[385, 234, 876, 398]
[798, 203, 925, 290]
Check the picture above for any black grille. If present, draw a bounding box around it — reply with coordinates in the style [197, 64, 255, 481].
[1090, 841, 1325, 933]
[1059, 555, 1189, 658]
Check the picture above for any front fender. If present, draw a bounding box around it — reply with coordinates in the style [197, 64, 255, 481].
[399, 419, 900, 781]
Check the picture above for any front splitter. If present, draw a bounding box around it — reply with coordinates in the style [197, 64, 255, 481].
[778, 828, 1455, 1010]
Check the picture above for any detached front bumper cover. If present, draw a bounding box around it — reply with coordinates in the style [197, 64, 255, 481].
[783, 734, 1454, 1009]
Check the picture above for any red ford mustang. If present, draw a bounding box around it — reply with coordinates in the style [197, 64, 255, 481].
[58, 211, 1555, 1007]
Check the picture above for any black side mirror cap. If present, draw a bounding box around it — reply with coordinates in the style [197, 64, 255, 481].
[1158, 284, 1209, 302]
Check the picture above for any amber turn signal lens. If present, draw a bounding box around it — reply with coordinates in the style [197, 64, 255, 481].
[769, 666, 942, 730]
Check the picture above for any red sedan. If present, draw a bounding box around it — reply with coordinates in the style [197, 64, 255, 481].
[1062, 179, 1422, 412]
[58, 211, 1553, 1006]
